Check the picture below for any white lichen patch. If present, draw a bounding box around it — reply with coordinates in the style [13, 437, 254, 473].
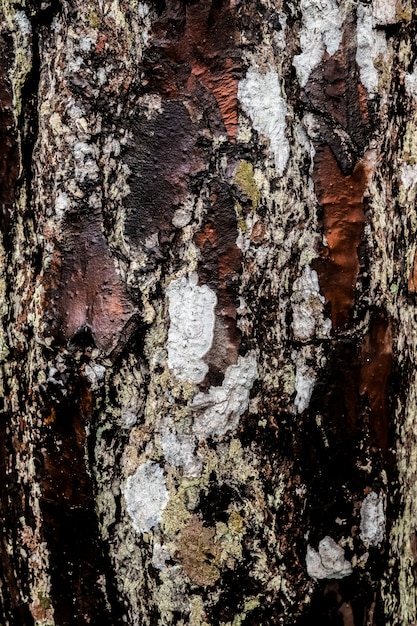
[172, 194, 195, 228]
[238, 68, 289, 175]
[172, 207, 192, 228]
[401, 163, 417, 190]
[54, 191, 69, 220]
[138, 2, 153, 47]
[138, 93, 163, 119]
[306, 536, 352, 580]
[160, 424, 202, 478]
[273, 13, 287, 52]
[356, 4, 388, 94]
[294, 361, 316, 414]
[72, 141, 99, 182]
[124, 462, 169, 534]
[152, 541, 177, 572]
[83, 362, 106, 390]
[121, 408, 139, 429]
[192, 352, 258, 440]
[79, 35, 96, 53]
[372, 0, 397, 25]
[291, 264, 332, 342]
[15, 10, 32, 37]
[360, 491, 386, 547]
[166, 275, 217, 384]
[405, 66, 417, 100]
[293, 0, 343, 88]
[296, 122, 315, 157]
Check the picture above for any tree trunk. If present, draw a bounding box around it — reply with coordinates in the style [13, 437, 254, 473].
[0, 0, 416, 624]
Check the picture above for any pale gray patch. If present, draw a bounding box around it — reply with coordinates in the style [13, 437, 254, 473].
[166, 276, 217, 384]
[293, 0, 343, 88]
[160, 427, 202, 478]
[192, 352, 258, 440]
[360, 491, 386, 547]
[356, 4, 387, 95]
[124, 462, 169, 533]
[238, 68, 289, 175]
[291, 264, 331, 342]
[306, 536, 352, 580]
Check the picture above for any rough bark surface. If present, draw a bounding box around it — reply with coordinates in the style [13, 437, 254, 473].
[0, 0, 416, 624]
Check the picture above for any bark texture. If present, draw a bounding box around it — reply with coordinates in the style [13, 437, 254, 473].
[0, 0, 416, 624]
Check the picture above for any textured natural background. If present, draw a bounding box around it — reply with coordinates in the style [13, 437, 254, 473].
[0, 0, 417, 624]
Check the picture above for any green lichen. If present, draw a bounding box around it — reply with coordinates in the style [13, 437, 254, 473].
[160, 488, 192, 536]
[37, 593, 51, 610]
[228, 597, 262, 626]
[228, 511, 244, 534]
[234, 161, 260, 208]
[89, 9, 101, 28]
[235, 202, 248, 233]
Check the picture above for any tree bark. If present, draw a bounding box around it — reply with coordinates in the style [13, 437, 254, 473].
[0, 0, 416, 624]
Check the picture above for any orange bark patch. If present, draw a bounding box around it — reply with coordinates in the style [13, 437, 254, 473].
[195, 183, 241, 292]
[42, 221, 135, 355]
[250, 220, 266, 243]
[44, 406, 56, 425]
[360, 315, 392, 453]
[190, 58, 239, 139]
[182, 0, 239, 138]
[312, 145, 373, 328]
[95, 34, 107, 54]
[195, 222, 218, 248]
[147, 0, 240, 138]
[218, 244, 241, 281]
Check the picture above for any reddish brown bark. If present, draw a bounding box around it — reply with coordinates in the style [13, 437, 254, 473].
[312, 145, 372, 328]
